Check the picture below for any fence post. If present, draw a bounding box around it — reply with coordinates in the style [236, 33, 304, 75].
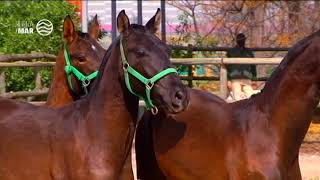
[34, 67, 42, 90]
[27, 67, 42, 102]
[0, 69, 6, 94]
[187, 44, 193, 87]
[220, 64, 228, 99]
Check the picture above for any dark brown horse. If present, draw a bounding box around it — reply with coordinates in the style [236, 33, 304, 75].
[0, 9, 188, 180]
[46, 15, 136, 179]
[135, 30, 320, 179]
[46, 15, 106, 107]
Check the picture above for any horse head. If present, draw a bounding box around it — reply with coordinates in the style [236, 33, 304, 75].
[116, 9, 189, 114]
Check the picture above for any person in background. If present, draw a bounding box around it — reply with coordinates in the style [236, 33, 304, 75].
[226, 33, 259, 101]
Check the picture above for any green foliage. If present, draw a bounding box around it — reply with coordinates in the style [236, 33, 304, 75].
[172, 12, 220, 77]
[40, 67, 54, 88]
[174, 12, 192, 44]
[0, 1, 77, 91]
[5, 68, 35, 91]
[267, 67, 276, 76]
[171, 49, 193, 76]
[0, 1, 78, 54]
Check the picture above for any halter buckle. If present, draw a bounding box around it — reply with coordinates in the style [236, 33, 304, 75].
[151, 106, 158, 115]
[146, 81, 154, 90]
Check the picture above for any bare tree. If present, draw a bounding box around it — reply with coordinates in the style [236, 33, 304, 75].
[167, 0, 320, 48]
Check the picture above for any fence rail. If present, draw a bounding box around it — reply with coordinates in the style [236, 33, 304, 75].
[172, 57, 282, 65]
[170, 44, 290, 52]
[0, 53, 57, 97]
[0, 53, 56, 62]
[0, 61, 55, 68]
[0, 51, 285, 100]
[2, 89, 49, 99]
[171, 57, 282, 98]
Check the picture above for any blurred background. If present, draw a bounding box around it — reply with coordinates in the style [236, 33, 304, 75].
[2, 1, 320, 94]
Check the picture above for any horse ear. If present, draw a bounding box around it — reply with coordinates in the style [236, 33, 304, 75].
[117, 10, 130, 34]
[146, 8, 161, 34]
[89, 14, 100, 40]
[63, 15, 77, 44]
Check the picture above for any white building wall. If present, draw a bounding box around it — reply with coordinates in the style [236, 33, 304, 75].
[87, 1, 181, 32]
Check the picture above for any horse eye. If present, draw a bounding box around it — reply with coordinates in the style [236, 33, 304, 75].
[136, 49, 145, 56]
[77, 57, 86, 63]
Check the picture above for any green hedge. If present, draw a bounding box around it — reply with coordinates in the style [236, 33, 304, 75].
[0, 1, 78, 92]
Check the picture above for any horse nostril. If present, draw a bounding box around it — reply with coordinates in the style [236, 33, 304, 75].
[175, 90, 184, 101]
[171, 89, 186, 112]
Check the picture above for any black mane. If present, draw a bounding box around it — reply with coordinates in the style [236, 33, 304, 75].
[77, 31, 90, 39]
[130, 24, 145, 31]
[87, 37, 119, 96]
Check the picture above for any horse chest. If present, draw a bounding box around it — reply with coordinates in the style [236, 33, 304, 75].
[225, 154, 281, 180]
[242, 147, 281, 180]
[52, 142, 118, 179]
[224, 134, 281, 180]
[245, 158, 281, 180]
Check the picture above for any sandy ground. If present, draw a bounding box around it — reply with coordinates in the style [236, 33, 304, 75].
[300, 153, 320, 180]
[300, 141, 320, 180]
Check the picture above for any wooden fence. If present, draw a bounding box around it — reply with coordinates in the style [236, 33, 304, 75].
[173, 57, 282, 98]
[170, 44, 289, 52]
[0, 53, 55, 99]
[0, 52, 284, 100]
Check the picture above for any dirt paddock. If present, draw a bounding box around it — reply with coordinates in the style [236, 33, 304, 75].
[300, 122, 320, 180]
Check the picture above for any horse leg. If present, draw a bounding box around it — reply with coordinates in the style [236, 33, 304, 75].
[287, 156, 302, 180]
[119, 152, 134, 180]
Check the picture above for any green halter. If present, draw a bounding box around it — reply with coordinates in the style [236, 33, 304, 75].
[119, 36, 178, 115]
[63, 43, 99, 95]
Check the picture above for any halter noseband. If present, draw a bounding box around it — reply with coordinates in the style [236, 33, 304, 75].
[119, 36, 177, 115]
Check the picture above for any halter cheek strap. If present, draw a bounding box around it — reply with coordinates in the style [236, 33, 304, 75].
[119, 36, 177, 115]
[64, 43, 99, 95]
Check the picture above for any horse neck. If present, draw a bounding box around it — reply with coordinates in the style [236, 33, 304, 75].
[84, 43, 138, 167]
[257, 51, 319, 158]
[46, 50, 74, 107]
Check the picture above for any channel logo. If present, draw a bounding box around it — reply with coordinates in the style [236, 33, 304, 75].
[36, 19, 53, 36]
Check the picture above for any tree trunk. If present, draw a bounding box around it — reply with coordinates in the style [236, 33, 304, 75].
[314, 1, 320, 31]
[287, 1, 301, 41]
[249, 3, 265, 47]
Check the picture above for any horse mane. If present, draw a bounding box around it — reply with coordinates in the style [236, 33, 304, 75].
[130, 24, 145, 31]
[77, 31, 90, 38]
[86, 37, 120, 96]
[262, 30, 320, 90]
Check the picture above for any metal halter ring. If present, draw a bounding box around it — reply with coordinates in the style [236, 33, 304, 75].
[151, 106, 158, 115]
[123, 62, 130, 71]
[82, 79, 91, 87]
[146, 81, 154, 90]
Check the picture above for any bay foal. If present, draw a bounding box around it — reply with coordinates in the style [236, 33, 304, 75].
[136, 30, 320, 180]
[0, 9, 188, 180]
[46, 15, 106, 107]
